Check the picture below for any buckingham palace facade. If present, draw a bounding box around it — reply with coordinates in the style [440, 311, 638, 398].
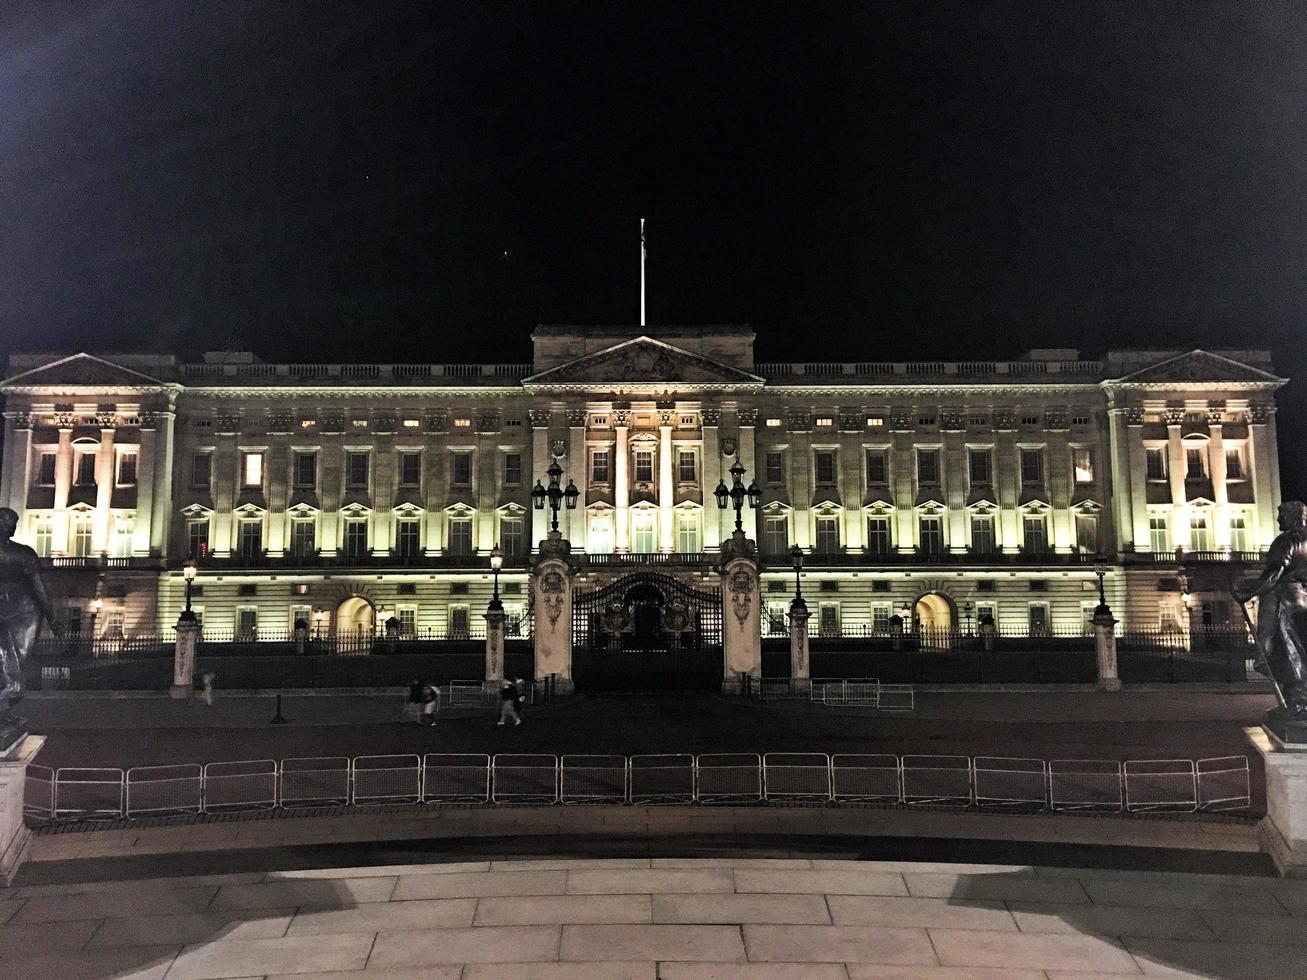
[0, 325, 1287, 647]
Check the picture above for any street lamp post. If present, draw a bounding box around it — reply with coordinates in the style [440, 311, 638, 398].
[89, 596, 103, 647]
[180, 560, 198, 624]
[713, 459, 760, 534]
[1093, 562, 1110, 616]
[789, 544, 805, 607]
[962, 600, 974, 636]
[531, 460, 579, 534]
[489, 543, 504, 612]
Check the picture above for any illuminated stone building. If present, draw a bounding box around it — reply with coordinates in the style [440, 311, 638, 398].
[0, 328, 1287, 651]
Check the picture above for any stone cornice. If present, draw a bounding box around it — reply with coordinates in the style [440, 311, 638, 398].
[182, 386, 527, 399]
[764, 383, 1104, 397]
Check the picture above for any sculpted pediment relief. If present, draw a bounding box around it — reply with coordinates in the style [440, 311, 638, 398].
[1, 353, 169, 390]
[1112, 350, 1281, 385]
[523, 337, 763, 389]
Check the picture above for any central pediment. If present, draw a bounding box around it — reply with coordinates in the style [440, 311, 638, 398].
[1107, 350, 1284, 387]
[522, 336, 765, 392]
[1, 353, 175, 392]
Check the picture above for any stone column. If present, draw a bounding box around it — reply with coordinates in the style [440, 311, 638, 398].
[171, 613, 200, 698]
[789, 592, 810, 688]
[701, 409, 721, 552]
[52, 421, 74, 554]
[91, 416, 117, 554]
[1249, 404, 1278, 548]
[1165, 408, 1188, 551]
[1248, 727, 1307, 876]
[721, 531, 761, 692]
[1092, 605, 1121, 691]
[133, 418, 157, 556]
[737, 409, 758, 541]
[1209, 409, 1229, 550]
[0, 735, 45, 886]
[658, 409, 675, 551]
[0, 413, 33, 513]
[567, 409, 586, 545]
[484, 603, 506, 691]
[532, 534, 574, 692]
[614, 408, 630, 552]
[529, 409, 552, 550]
[150, 407, 176, 557]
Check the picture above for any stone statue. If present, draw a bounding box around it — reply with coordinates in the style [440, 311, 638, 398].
[0, 507, 63, 721]
[1236, 500, 1307, 732]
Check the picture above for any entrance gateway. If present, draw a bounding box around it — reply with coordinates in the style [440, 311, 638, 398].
[572, 571, 723, 691]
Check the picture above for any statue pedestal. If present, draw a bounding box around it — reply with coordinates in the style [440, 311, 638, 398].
[0, 734, 45, 886]
[1249, 725, 1307, 877]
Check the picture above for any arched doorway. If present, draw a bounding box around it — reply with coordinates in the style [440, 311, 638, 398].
[914, 593, 955, 649]
[336, 596, 375, 651]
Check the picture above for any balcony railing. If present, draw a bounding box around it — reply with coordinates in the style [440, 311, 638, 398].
[761, 550, 1111, 567]
[39, 556, 165, 570]
[185, 552, 530, 571]
[1126, 550, 1267, 564]
[578, 552, 711, 567]
[179, 362, 533, 384]
[755, 359, 1105, 380]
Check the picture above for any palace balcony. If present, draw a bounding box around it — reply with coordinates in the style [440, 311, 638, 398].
[38, 556, 166, 571]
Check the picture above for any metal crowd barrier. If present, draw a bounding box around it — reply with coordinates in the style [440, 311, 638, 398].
[23, 752, 1253, 824]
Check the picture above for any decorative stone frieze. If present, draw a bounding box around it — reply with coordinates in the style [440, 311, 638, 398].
[53, 412, 78, 430]
[940, 408, 966, 431]
[1124, 407, 1146, 426]
[1205, 401, 1226, 425]
[321, 415, 345, 433]
[1044, 410, 1068, 431]
[427, 414, 447, 433]
[838, 411, 861, 432]
[1162, 406, 1186, 426]
[527, 408, 552, 429]
[566, 409, 586, 427]
[890, 410, 913, 431]
[785, 410, 812, 431]
[476, 412, 500, 433]
[1248, 402, 1274, 424]
[737, 408, 759, 426]
[612, 408, 631, 426]
[992, 408, 1016, 431]
[216, 414, 241, 434]
[374, 414, 397, 433]
[267, 413, 292, 434]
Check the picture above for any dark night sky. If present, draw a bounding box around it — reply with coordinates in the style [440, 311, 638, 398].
[1, 2, 1305, 490]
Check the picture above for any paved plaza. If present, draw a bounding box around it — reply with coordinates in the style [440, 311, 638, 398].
[3, 856, 1306, 979]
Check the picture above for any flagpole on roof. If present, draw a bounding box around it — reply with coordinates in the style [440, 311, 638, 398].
[640, 217, 646, 328]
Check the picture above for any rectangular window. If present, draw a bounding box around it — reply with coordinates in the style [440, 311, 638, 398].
[1229, 515, 1249, 552]
[110, 518, 133, 558]
[1149, 516, 1170, 553]
[1225, 448, 1245, 480]
[345, 452, 369, 489]
[238, 519, 263, 558]
[968, 449, 992, 485]
[815, 515, 841, 554]
[871, 603, 892, 632]
[633, 450, 654, 483]
[242, 452, 263, 489]
[865, 449, 887, 484]
[676, 511, 700, 553]
[503, 453, 522, 486]
[448, 517, 473, 555]
[187, 518, 210, 559]
[71, 518, 93, 557]
[1072, 447, 1094, 484]
[677, 451, 696, 484]
[591, 450, 610, 485]
[293, 452, 317, 489]
[1190, 513, 1212, 552]
[32, 517, 52, 557]
[766, 451, 785, 485]
[632, 512, 656, 553]
[290, 520, 315, 557]
[1075, 513, 1099, 554]
[448, 605, 470, 638]
[395, 518, 421, 557]
[916, 449, 940, 484]
[500, 516, 525, 558]
[766, 601, 788, 636]
[396, 606, 417, 636]
[115, 449, 138, 486]
[866, 416, 885, 428]
[35, 451, 57, 486]
[815, 416, 834, 428]
[970, 514, 996, 554]
[236, 607, 258, 640]
[1146, 447, 1167, 481]
[1186, 446, 1206, 480]
[192, 452, 212, 489]
[1022, 513, 1048, 553]
[451, 452, 472, 486]
[977, 603, 997, 629]
[343, 519, 369, 558]
[865, 515, 892, 555]
[763, 515, 789, 556]
[765, 417, 783, 428]
[1020, 448, 1044, 485]
[814, 450, 837, 486]
[398, 452, 422, 487]
[918, 515, 944, 554]
[75, 450, 96, 487]
[1028, 603, 1050, 635]
[588, 514, 613, 554]
[818, 604, 840, 635]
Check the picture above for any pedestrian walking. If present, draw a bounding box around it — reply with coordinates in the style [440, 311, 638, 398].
[404, 679, 424, 723]
[496, 679, 522, 726]
[421, 683, 439, 725]
[200, 670, 215, 706]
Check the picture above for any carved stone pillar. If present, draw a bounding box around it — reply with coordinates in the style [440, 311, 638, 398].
[701, 409, 721, 552]
[1208, 406, 1229, 549]
[789, 594, 810, 685]
[171, 615, 200, 698]
[721, 531, 761, 692]
[1092, 606, 1121, 692]
[532, 533, 574, 692]
[150, 406, 176, 557]
[1165, 407, 1188, 551]
[658, 408, 674, 552]
[614, 408, 630, 552]
[91, 416, 116, 555]
[484, 604, 506, 691]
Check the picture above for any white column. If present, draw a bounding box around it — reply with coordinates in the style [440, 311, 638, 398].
[702, 411, 721, 551]
[568, 411, 586, 546]
[150, 409, 175, 557]
[737, 409, 758, 542]
[133, 422, 156, 556]
[52, 424, 74, 555]
[0, 415, 33, 514]
[1209, 418, 1229, 549]
[530, 410, 551, 550]
[1249, 405, 1279, 548]
[91, 420, 116, 554]
[1166, 412, 1188, 551]
[614, 411, 630, 552]
[658, 413, 674, 552]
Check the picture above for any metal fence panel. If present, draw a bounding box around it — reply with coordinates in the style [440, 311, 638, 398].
[757, 678, 809, 701]
[352, 754, 422, 805]
[280, 757, 351, 807]
[876, 684, 915, 712]
[902, 755, 972, 806]
[1049, 759, 1123, 812]
[447, 680, 490, 708]
[696, 753, 762, 803]
[973, 757, 1047, 809]
[1197, 756, 1251, 811]
[561, 755, 628, 804]
[629, 754, 695, 804]
[492, 754, 558, 803]
[24, 764, 54, 822]
[126, 764, 203, 817]
[763, 753, 831, 801]
[1125, 759, 1197, 813]
[203, 760, 277, 813]
[423, 754, 490, 803]
[831, 754, 901, 802]
[54, 768, 124, 820]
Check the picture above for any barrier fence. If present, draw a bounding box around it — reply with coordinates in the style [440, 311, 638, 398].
[23, 752, 1251, 824]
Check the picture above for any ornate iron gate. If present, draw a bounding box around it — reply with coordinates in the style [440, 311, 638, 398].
[572, 572, 723, 691]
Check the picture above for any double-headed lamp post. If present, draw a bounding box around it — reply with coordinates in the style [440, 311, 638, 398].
[789, 544, 806, 608]
[488, 544, 504, 613]
[1093, 562, 1110, 617]
[530, 460, 579, 533]
[180, 560, 199, 624]
[713, 459, 760, 534]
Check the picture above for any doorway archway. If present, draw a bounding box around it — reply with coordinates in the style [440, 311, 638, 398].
[914, 592, 955, 631]
[336, 596, 375, 650]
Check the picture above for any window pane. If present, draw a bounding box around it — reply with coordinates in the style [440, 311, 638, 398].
[676, 512, 699, 553]
[290, 520, 315, 556]
[399, 452, 421, 486]
[678, 451, 696, 483]
[815, 451, 837, 485]
[76, 451, 96, 486]
[634, 450, 654, 483]
[865, 449, 887, 484]
[591, 451, 610, 484]
[242, 453, 263, 488]
[395, 519, 420, 557]
[1146, 448, 1167, 480]
[916, 450, 939, 484]
[187, 519, 210, 558]
[1149, 516, 1170, 553]
[866, 516, 892, 554]
[1225, 449, 1243, 479]
[1020, 448, 1043, 485]
[452, 453, 472, 485]
[346, 453, 369, 488]
[116, 451, 137, 486]
[971, 514, 995, 553]
[763, 516, 788, 556]
[918, 516, 943, 553]
[1229, 516, 1248, 552]
[192, 452, 211, 489]
[1072, 448, 1093, 483]
[1022, 514, 1048, 552]
[500, 516, 524, 557]
[1186, 447, 1206, 479]
[294, 453, 316, 488]
[766, 451, 785, 484]
[448, 519, 472, 555]
[1075, 513, 1098, 553]
[37, 452, 57, 485]
[1190, 513, 1211, 551]
[968, 449, 991, 485]
[238, 520, 262, 557]
[504, 453, 522, 485]
[815, 516, 840, 553]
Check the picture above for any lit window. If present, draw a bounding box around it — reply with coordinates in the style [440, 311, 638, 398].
[763, 515, 789, 556]
[866, 416, 885, 428]
[970, 514, 996, 553]
[765, 418, 783, 428]
[1229, 515, 1249, 552]
[242, 452, 263, 489]
[32, 517, 53, 557]
[676, 511, 700, 553]
[815, 416, 834, 428]
[72, 517, 93, 556]
[187, 518, 210, 559]
[452, 418, 472, 428]
[1075, 512, 1099, 554]
[402, 418, 421, 428]
[299, 418, 316, 429]
[1149, 516, 1170, 553]
[500, 516, 525, 558]
[1072, 447, 1094, 484]
[1190, 512, 1212, 551]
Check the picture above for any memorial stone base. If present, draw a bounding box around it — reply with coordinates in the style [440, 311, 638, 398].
[1251, 725, 1307, 877]
[0, 734, 44, 886]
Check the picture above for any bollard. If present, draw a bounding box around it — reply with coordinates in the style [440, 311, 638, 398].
[270, 694, 288, 724]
